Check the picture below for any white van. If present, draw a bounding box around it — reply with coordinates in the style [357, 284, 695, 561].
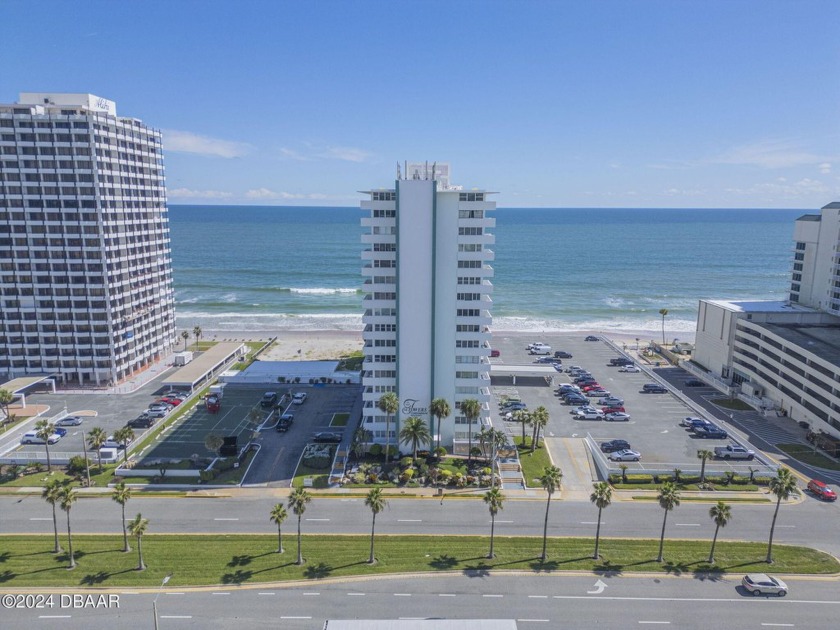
[529, 343, 552, 355]
[21, 430, 60, 445]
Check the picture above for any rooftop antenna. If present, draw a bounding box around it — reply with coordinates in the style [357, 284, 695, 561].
[432, 161, 437, 181]
[404, 160, 407, 180]
[425, 160, 429, 179]
[396, 161, 401, 180]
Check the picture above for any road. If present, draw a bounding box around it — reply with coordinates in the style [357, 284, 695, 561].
[2, 574, 839, 629]
[2, 494, 839, 557]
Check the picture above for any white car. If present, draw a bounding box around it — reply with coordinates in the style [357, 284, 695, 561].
[292, 392, 307, 404]
[742, 574, 788, 597]
[619, 365, 641, 373]
[572, 405, 599, 415]
[608, 449, 641, 462]
[587, 389, 611, 398]
[56, 416, 84, 427]
[575, 410, 605, 420]
[601, 397, 624, 407]
[605, 412, 631, 422]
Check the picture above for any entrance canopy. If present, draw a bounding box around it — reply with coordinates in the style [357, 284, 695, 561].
[161, 343, 245, 391]
[489, 364, 556, 385]
[0, 375, 56, 408]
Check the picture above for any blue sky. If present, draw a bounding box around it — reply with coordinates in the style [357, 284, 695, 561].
[2, 0, 838, 208]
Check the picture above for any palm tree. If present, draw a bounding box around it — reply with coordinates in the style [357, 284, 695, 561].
[590, 481, 613, 559]
[530, 406, 549, 454]
[205, 433, 224, 456]
[766, 467, 798, 563]
[483, 486, 505, 559]
[460, 398, 482, 464]
[127, 513, 149, 571]
[0, 387, 13, 427]
[269, 503, 288, 553]
[58, 484, 78, 569]
[659, 308, 669, 345]
[656, 481, 681, 562]
[514, 409, 531, 447]
[351, 427, 371, 461]
[34, 419, 56, 471]
[193, 325, 202, 349]
[181, 330, 190, 350]
[619, 464, 628, 483]
[708, 501, 732, 564]
[41, 478, 64, 554]
[697, 449, 714, 483]
[114, 426, 134, 465]
[377, 392, 399, 465]
[87, 427, 107, 471]
[539, 466, 562, 561]
[399, 416, 431, 460]
[365, 487, 388, 564]
[288, 487, 311, 565]
[112, 481, 132, 552]
[429, 397, 451, 454]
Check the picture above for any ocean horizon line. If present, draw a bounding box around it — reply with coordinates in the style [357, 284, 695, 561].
[169, 203, 810, 212]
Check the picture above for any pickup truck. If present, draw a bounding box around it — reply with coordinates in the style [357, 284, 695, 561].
[714, 444, 755, 460]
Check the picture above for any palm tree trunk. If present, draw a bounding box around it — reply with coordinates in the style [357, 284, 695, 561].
[700, 460, 706, 483]
[385, 414, 391, 464]
[368, 513, 376, 564]
[468, 421, 473, 464]
[45, 444, 51, 472]
[657, 510, 669, 562]
[122, 503, 130, 552]
[709, 523, 720, 564]
[277, 527, 283, 553]
[521, 418, 526, 445]
[766, 497, 782, 563]
[137, 536, 145, 571]
[296, 515, 303, 565]
[51, 505, 62, 554]
[593, 506, 603, 560]
[66, 512, 75, 569]
[96, 449, 103, 472]
[488, 515, 495, 559]
[123, 447, 128, 465]
[541, 494, 551, 561]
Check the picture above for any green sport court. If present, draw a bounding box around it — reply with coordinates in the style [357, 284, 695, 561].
[137, 386, 270, 463]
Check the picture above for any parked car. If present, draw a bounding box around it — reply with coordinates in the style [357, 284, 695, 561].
[605, 412, 631, 422]
[807, 479, 837, 501]
[618, 365, 641, 373]
[490, 349, 501, 357]
[56, 416, 83, 427]
[742, 574, 788, 597]
[102, 435, 130, 450]
[52, 427, 67, 437]
[587, 389, 610, 398]
[694, 424, 728, 439]
[292, 392, 308, 404]
[609, 357, 634, 366]
[601, 406, 626, 414]
[553, 364, 566, 372]
[127, 416, 156, 429]
[575, 410, 605, 420]
[148, 403, 173, 413]
[146, 408, 169, 419]
[312, 432, 342, 443]
[573, 405, 599, 415]
[20, 431, 61, 445]
[529, 344, 552, 355]
[260, 392, 279, 408]
[601, 397, 625, 407]
[714, 444, 754, 460]
[565, 365, 584, 373]
[582, 383, 602, 392]
[600, 439, 631, 453]
[555, 351, 573, 358]
[681, 416, 707, 427]
[558, 384, 580, 393]
[585, 335, 599, 341]
[535, 356, 559, 364]
[641, 384, 668, 393]
[608, 449, 641, 462]
[574, 377, 597, 385]
[503, 402, 527, 411]
[159, 396, 182, 406]
[684, 379, 705, 387]
[276, 414, 294, 432]
[564, 395, 588, 405]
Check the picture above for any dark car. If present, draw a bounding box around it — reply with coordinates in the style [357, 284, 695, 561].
[490, 349, 501, 357]
[609, 357, 633, 366]
[600, 439, 631, 453]
[585, 335, 599, 341]
[684, 379, 705, 387]
[313, 432, 342, 443]
[53, 427, 67, 437]
[694, 424, 728, 439]
[260, 392, 278, 408]
[128, 416, 155, 429]
[555, 351, 573, 358]
[641, 383, 668, 393]
[276, 414, 294, 432]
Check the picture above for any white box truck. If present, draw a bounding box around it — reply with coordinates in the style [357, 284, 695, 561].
[174, 351, 194, 366]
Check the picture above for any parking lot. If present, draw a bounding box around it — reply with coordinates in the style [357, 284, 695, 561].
[489, 333, 775, 478]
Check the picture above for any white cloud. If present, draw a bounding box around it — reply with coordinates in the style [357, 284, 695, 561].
[278, 147, 312, 161]
[278, 144, 374, 163]
[724, 177, 834, 197]
[712, 139, 831, 169]
[168, 187, 233, 199]
[819, 162, 832, 174]
[319, 146, 373, 162]
[244, 188, 341, 201]
[163, 129, 251, 158]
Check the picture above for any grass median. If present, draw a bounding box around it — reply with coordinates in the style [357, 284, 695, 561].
[1, 534, 836, 587]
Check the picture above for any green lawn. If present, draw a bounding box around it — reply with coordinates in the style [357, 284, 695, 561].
[631, 495, 771, 503]
[514, 436, 553, 488]
[711, 398, 755, 411]
[0, 534, 835, 587]
[330, 413, 350, 427]
[291, 447, 335, 489]
[776, 443, 840, 471]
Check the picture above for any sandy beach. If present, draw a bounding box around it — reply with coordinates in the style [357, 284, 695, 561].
[202, 327, 695, 361]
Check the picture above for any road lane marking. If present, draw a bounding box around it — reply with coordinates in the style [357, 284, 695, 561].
[120, 592, 139, 595]
[29, 517, 52, 521]
[161, 616, 192, 619]
[397, 519, 422, 522]
[638, 623, 670, 625]
[518, 620, 550, 623]
[281, 617, 312, 620]
[258, 592, 275, 595]
[549, 595, 840, 604]
[495, 520, 514, 523]
[213, 518, 239, 521]
[439, 594, 456, 597]
[306, 518, 330, 521]
[165, 592, 185, 596]
[528, 595, 548, 598]
[38, 616, 71, 619]
[394, 593, 411, 596]
[675, 523, 700, 527]
[212, 592, 230, 595]
[303, 592, 320, 596]
[761, 624, 794, 627]
[483, 594, 503, 598]
[347, 592, 365, 596]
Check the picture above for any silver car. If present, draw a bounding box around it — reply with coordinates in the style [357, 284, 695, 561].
[608, 449, 641, 462]
[56, 416, 84, 426]
[742, 574, 788, 596]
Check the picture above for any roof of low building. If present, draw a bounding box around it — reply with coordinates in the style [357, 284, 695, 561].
[758, 323, 840, 368]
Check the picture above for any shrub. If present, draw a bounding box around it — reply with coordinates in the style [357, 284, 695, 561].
[481, 467, 492, 476]
[624, 474, 654, 484]
[369, 444, 383, 457]
[753, 476, 773, 486]
[66, 455, 89, 477]
[199, 469, 216, 482]
[438, 469, 453, 483]
[434, 446, 447, 458]
[387, 445, 399, 457]
[217, 457, 237, 472]
[608, 473, 623, 484]
[400, 456, 413, 469]
[400, 468, 415, 483]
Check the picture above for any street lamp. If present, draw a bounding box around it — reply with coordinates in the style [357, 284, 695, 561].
[153, 573, 172, 630]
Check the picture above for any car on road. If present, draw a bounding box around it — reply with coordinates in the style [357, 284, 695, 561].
[685, 379, 705, 387]
[694, 424, 728, 439]
[276, 414, 294, 432]
[608, 449, 641, 462]
[312, 432, 342, 443]
[641, 384, 668, 393]
[585, 335, 599, 341]
[605, 412, 631, 422]
[127, 416, 156, 429]
[601, 397, 625, 407]
[292, 392, 308, 404]
[807, 479, 837, 501]
[742, 574, 788, 597]
[260, 392, 279, 408]
[600, 439, 631, 453]
[618, 364, 641, 373]
[56, 416, 84, 427]
[555, 351, 573, 358]
[575, 410, 604, 420]
[490, 349, 501, 357]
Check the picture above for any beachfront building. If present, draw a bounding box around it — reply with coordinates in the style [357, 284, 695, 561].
[360, 162, 495, 454]
[692, 202, 840, 440]
[0, 93, 176, 386]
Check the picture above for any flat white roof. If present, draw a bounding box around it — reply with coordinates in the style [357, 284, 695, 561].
[0, 375, 54, 393]
[703, 299, 818, 314]
[161, 342, 245, 388]
[489, 364, 557, 375]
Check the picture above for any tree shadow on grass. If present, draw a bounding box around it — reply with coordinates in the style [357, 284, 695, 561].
[221, 569, 253, 584]
[592, 559, 624, 577]
[0, 570, 16, 583]
[529, 559, 560, 572]
[0, 551, 10, 563]
[429, 554, 458, 570]
[227, 554, 253, 568]
[303, 562, 332, 579]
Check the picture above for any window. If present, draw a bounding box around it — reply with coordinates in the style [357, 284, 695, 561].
[456, 293, 481, 301]
[794, 252, 804, 261]
[458, 193, 484, 201]
[456, 340, 480, 348]
[459, 209, 484, 218]
[458, 244, 482, 252]
[371, 192, 395, 201]
[373, 243, 396, 252]
[795, 242, 806, 250]
[456, 324, 480, 332]
[456, 371, 479, 379]
[373, 259, 395, 268]
[458, 227, 483, 235]
[372, 209, 395, 217]
[457, 309, 479, 317]
[457, 277, 481, 285]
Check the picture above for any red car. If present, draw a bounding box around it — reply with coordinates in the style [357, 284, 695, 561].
[582, 383, 602, 392]
[807, 479, 837, 501]
[490, 349, 500, 357]
[601, 406, 626, 414]
[159, 397, 182, 406]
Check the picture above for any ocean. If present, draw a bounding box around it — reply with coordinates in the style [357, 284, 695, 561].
[169, 205, 803, 334]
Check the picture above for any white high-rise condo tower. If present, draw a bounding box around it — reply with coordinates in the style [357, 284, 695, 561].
[360, 162, 495, 454]
[0, 93, 176, 386]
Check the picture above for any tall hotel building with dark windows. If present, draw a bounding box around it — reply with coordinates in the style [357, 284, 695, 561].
[0, 93, 175, 386]
[360, 163, 495, 453]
